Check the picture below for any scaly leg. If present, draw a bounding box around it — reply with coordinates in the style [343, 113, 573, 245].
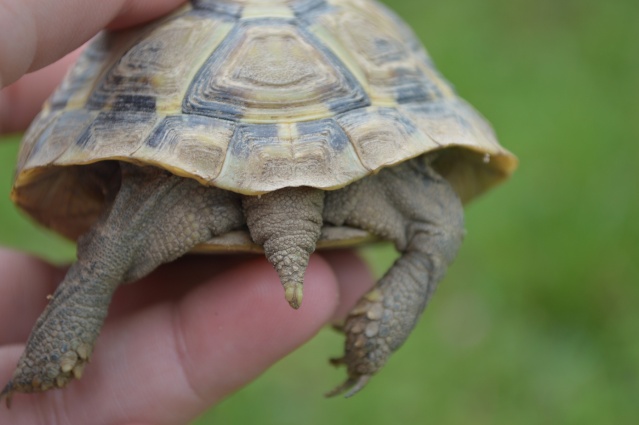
[323, 158, 465, 397]
[1, 164, 243, 404]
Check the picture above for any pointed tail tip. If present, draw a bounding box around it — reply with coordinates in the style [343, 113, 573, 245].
[284, 283, 304, 310]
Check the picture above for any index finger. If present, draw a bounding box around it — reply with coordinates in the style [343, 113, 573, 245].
[0, 0, 186, 89]
[0, 48, 81, 134]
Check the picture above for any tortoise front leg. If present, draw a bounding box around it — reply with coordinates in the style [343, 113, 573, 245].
[1, 164, 243, 404]
[323, 158, 465, 397]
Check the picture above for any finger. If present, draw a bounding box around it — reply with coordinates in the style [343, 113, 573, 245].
[322, 250, 375, 321]
[0, 0, 186, 89]
[0, 248, 369, 342]
[109, 250, 373, 319]
[0, 48, 82, 134]
[0, 255, 341, 424]
[0, 248, 65, 344]
[0, 251, 259, 343]
[108, 253, 260, 317]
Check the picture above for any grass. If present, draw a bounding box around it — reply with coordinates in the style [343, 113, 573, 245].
[1, 0, 638, 423]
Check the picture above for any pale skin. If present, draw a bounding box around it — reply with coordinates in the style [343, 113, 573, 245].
[0, 1, 375, 423]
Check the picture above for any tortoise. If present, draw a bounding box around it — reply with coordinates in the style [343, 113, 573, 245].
[1, 0, 517, 402]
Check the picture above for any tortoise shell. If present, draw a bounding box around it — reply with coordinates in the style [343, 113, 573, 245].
[12, 0, 517, 247]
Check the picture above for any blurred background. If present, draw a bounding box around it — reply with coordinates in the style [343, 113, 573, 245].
[1, 0, 638, 423]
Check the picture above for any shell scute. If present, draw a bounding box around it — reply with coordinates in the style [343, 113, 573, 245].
[214, 119, 366, 193]
[183, 19, 368, 123]
[193, 0, 327, 18]
[311, 1, 439, 106]
[24, 111, 98, 170]
[48, 40, 111, 111]
[400, 101, 501, 153]
[54, 112, 159, 166]
[337, 107, 438, 171]
[16, 111, 61, 171]
[88, 13, 233, 115]
[132, 115, 234, 182]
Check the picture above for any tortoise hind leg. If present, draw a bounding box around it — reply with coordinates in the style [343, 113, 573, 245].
[323, 158, 465, 397]
[1, 163, 243, 404]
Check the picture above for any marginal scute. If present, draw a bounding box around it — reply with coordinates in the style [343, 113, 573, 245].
[16, 110, 61, 171]
[400, 100, 517, 202]
[132, 115, 234, 182]
[55, 112, 159, 166]
[400, 100, 502, 152]
[183, 20, 368, 122]
[24, 111, 98, 170]
[337, 107, 439, 171]
[214, 120, 367, 193]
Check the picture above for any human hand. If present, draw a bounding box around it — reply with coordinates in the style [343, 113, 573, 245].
[0, 0, 190, 131]
[0, 249, 372, 423]
[0, 1, 374, 423]
[0, 249, 372, 424]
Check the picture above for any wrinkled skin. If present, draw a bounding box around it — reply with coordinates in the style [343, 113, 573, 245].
[1, 155, 464, 403]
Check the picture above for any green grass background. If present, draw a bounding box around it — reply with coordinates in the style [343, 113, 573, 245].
[1, 0, 638, 423]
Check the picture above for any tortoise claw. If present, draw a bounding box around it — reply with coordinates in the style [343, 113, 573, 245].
[329, 355, 346, 367]
[330, 321, 345, 333]
[325, 375, 370, 398]
[0, 381, 14, 409]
